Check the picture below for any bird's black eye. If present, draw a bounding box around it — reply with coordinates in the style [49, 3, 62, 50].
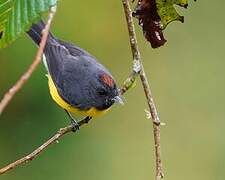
[97, 88, 107, 96]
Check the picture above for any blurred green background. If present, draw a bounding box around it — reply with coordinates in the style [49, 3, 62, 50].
[0, 0, 225, 180]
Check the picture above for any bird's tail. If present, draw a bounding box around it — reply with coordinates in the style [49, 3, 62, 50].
[27, 20, 56, 72]
[27, 20, 54, 45]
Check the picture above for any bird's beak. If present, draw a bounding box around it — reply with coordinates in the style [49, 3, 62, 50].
[113, 96, 124, 105]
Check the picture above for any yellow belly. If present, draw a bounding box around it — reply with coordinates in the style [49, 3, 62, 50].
[47, 74, 110, 117]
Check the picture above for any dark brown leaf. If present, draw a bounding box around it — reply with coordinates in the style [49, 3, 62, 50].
[133, 0, 167, 48]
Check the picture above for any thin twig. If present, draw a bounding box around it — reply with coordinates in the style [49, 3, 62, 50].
[0, 2, 138, 174]
[0, 1, 163, 178]
[0, 117, 91, 175]
[121, 0, 164, 180]
[0, 6, 57, 115]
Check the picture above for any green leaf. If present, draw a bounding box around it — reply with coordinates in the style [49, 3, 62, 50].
[156, 0, 188, 29]
[0, 0, 57, 48]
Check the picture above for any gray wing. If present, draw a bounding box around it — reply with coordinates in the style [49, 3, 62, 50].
[44, 40, 100, 109]
[44, 40, 69, 84]
[59, 56, 99, 109]
[56, 39, 94, 58]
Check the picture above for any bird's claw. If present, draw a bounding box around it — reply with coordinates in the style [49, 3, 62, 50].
[71, 120, 80, 132]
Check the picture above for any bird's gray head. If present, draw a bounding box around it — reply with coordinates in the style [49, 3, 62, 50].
[90, 72, 123, 110]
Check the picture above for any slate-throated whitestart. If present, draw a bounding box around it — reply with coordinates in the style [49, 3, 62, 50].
[27, 20, 123, 131]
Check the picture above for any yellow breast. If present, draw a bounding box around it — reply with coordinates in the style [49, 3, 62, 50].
[47, 74, 110, 117]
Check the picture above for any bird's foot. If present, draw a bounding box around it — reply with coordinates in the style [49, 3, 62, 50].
[65, 110, 80, 132]
[71, 119, 80, 132]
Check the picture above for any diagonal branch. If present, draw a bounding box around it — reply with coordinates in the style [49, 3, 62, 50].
[0, 3, 140, 172]
[121, 0, 164, 180]
[0, 5, 57, 115]
[0, 117, 90, 175]
[0, 1, 163, 178]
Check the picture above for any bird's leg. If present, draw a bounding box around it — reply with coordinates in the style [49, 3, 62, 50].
[65, 110, 80, 132]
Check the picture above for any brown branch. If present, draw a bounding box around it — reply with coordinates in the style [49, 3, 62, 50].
[121, 0, 164, 180]
[0, 6, 57, 115]
[0, 58, 141, 175]
[0, 1, 163, 177]
[0, 2, 138, 174]
[0, 117, 91, 175]
[120, 71, 139, 95]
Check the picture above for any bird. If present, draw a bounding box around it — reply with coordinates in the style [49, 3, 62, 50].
[27, 20, 123, 131]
